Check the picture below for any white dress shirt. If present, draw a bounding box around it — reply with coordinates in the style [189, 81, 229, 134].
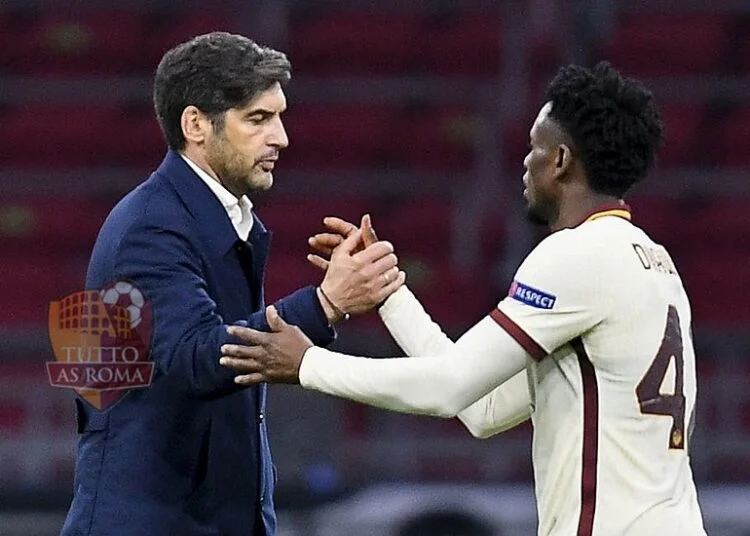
[181, 154, 254, 241]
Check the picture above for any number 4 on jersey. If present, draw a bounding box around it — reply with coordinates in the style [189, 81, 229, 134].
[636, 306, 686, 450]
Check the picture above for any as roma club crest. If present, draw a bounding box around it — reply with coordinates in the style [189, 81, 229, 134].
[47, 281, 154, 410]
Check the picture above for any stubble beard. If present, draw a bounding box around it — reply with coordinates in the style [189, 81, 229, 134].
[206, 137, 272, 196]
[525, 203, 549, 226]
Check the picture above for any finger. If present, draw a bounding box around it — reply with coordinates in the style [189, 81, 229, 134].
[361, 213, 379, 247]
[234, 373, 266, 386]
[310, 233, 345, 245]
[266, 305, 286, 331]
[361, 252, 398, 279]
[352, 240, 394, 263]
[373, 270, 407, 303]
[220, 345, 266, 360]
[379, 266, 400, 286]
[308, 233, 343, 255]
[226, 326, 267, 345]
[335, 228, 363, 256]
[307, 254, 329, 272]
[220, 354, 262, 371]
[323, 216, 358, 237]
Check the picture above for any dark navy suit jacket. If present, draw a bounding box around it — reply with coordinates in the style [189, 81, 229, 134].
[61, 151, 334, 535]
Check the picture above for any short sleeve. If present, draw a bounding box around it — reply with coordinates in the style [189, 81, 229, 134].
[493, 231, 610, 360]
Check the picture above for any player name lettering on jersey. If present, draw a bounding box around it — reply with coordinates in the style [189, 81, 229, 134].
[632, 243, 677, 275]
[508, 281, 557, 309]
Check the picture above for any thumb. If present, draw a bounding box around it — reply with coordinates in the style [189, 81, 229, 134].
[266, 305, 286, 332]
[361, 213, 379, 247]
[335, 228, 362, 256]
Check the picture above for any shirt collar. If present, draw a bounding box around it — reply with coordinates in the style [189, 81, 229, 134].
[180, 154, 254, 240]
[580, 201, 632, 225]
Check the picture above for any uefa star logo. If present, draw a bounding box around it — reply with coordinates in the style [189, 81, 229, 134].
[46, 281, 155, 410]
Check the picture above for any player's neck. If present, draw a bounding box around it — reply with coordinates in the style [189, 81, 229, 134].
[550, 192, 623, 232]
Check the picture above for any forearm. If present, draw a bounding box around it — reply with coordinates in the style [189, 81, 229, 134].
[299, 317, 528, 417]
[378, 286, 453, 355]
[379, 287, 531, 435]
[457, 371, 531, 438]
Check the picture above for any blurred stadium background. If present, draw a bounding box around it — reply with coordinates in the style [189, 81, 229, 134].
[1, 0, 750, 534]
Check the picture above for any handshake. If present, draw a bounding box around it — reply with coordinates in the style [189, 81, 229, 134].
[219, 214, 405, 385]
[305, 214, 405, 324]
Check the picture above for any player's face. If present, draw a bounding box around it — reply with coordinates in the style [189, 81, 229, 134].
[205, 82, 289, 196]
[522, 102, 561, 225]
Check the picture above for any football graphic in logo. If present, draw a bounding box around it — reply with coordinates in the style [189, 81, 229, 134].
[101, 281, 145, 328]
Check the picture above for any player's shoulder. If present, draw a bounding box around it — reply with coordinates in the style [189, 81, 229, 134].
[523, 217, 645, 274]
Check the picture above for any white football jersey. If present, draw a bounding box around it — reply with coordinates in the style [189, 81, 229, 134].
[493, 205, 706, 535]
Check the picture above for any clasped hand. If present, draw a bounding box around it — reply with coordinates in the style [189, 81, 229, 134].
[220, 214, 404, 384]
[315, 214, 405, 322]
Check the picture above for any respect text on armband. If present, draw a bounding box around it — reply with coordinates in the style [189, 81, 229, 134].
[508, 281, 557, 310]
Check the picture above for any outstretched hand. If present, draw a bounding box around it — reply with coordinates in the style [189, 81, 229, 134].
[220, 305, 313, 385]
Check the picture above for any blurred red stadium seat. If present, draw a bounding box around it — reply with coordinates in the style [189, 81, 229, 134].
[716, 105, 750, 167]
[408, 262, 498, 332]
[631, 195, 750, 258]
[658, 103, 704, 168]
[1, 105, 120, 167]
[422, 11, 503, 77]
[373, 197, 452, 259]
[282, 105, 396, 170]
[263, 251, 321, 304]
[256, 195, 371, 251]
[679, 252, 750, 327]
[1, 104, 164, 168]
[143, 11, 235, 68]
[629, 196, 700, 253]
[603, 13, 729, 76]
[289, 10, 424, 75]
[111, 105, 166, 168]
[0, 9, 36, 71]
[0, 252, 88, 326]
[401, 106, 477, 170]
[10, 11, 148, 74]
[0, 195, 112, 250]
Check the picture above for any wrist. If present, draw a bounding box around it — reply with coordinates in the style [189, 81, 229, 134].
[317, 286, 349, 323]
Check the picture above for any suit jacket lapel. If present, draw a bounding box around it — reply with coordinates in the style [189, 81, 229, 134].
[156, 150, 238, 258]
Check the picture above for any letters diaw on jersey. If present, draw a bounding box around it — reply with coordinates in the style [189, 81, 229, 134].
[508, 281, 557, 310]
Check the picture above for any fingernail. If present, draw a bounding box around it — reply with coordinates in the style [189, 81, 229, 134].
[219, 358, 227, 365]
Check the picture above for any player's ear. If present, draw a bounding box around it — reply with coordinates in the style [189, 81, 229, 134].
[181, 105, 210, 145]
[553, 144, 573, 178]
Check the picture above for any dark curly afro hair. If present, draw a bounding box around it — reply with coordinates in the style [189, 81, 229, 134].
[544, 61, 664, 197]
